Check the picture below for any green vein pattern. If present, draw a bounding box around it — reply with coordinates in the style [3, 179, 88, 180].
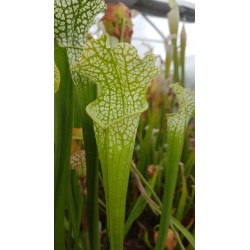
[71, 34, 159, 250]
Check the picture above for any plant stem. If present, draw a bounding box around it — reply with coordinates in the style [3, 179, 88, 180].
[131, 162, 162, 208]
[172, 38, 179, 82]
[170, 223, 185, 250]
[120, 17, 125, 42]
[167, 3, 180, 83]
[54, 42, 74, 250]
[74, 78, 100, 250]
[165, 44, 173, 79]
[82, 195, 91, 250]
[154, 132, 184, 250]
[180, 24, 186, 87]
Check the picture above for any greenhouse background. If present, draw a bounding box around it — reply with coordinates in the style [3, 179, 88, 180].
[92, 0, 195, 88]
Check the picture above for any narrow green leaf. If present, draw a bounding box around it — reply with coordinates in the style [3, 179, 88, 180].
[181, 130, 190, 168]
[169, 224, 185, 250]
[71, 34, 158, 250]
[68, 170, 84, 245]
[176, 164, 188, 221]
[73, 75, 101, 250]
[155, 83, 195, 250]
[167, 2, 180, 82]
[54, 62, 60, 93]
[180, 24, 186, 87]
[129, 164, 195, 247]
[185, 150, 195, 177]
[170, 217, 195, 248]
[54, 42, 74, 250]
[165, 44, 173, 79]
[144, 230, 154, 249]
[124, 168, 159, 238]
[131, 162, 162, 208]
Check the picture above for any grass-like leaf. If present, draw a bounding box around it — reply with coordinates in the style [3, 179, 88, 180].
[54, 43, 74, 250]
[68, 170, 84, 246]
[171, 217, 195, 248]
[124, 167, 159, 238]
[176, 164, 188, 221]
[129, 163, 195, 248]
[128, 164, 194, 247]
[71, 34, 158, 250]
[73, 75, 101, 250]
[155, 83, 195, 250]
[167, 0, 180, 82]
[180, 24, 186, 87]
[54, 62, 60, 93]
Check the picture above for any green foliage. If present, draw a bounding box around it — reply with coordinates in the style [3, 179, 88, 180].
[167, 1, 180, 83]
[72, 34, 159, 250]
[68, 170, 84, 245]
[54, 0, 106, 64]
[124, 166, 160, 238]
[54, 0, 106, 48]
[180, 24, 186, 86]
[155, 83, 195, 250]
[73, 75, 100, 250]
[54, 1, 106, 250]
[176, 164, 188, 222]
[54, 1, 195, 249]
[55, 7, 107, 244]
[54, 43, 74, 250]
[171, 217, 195, 248]
[54, 62, 60, 93]
[127, 162, 195, 248]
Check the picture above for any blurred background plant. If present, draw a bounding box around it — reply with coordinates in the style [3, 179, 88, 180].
[101, 2, 133, 43]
